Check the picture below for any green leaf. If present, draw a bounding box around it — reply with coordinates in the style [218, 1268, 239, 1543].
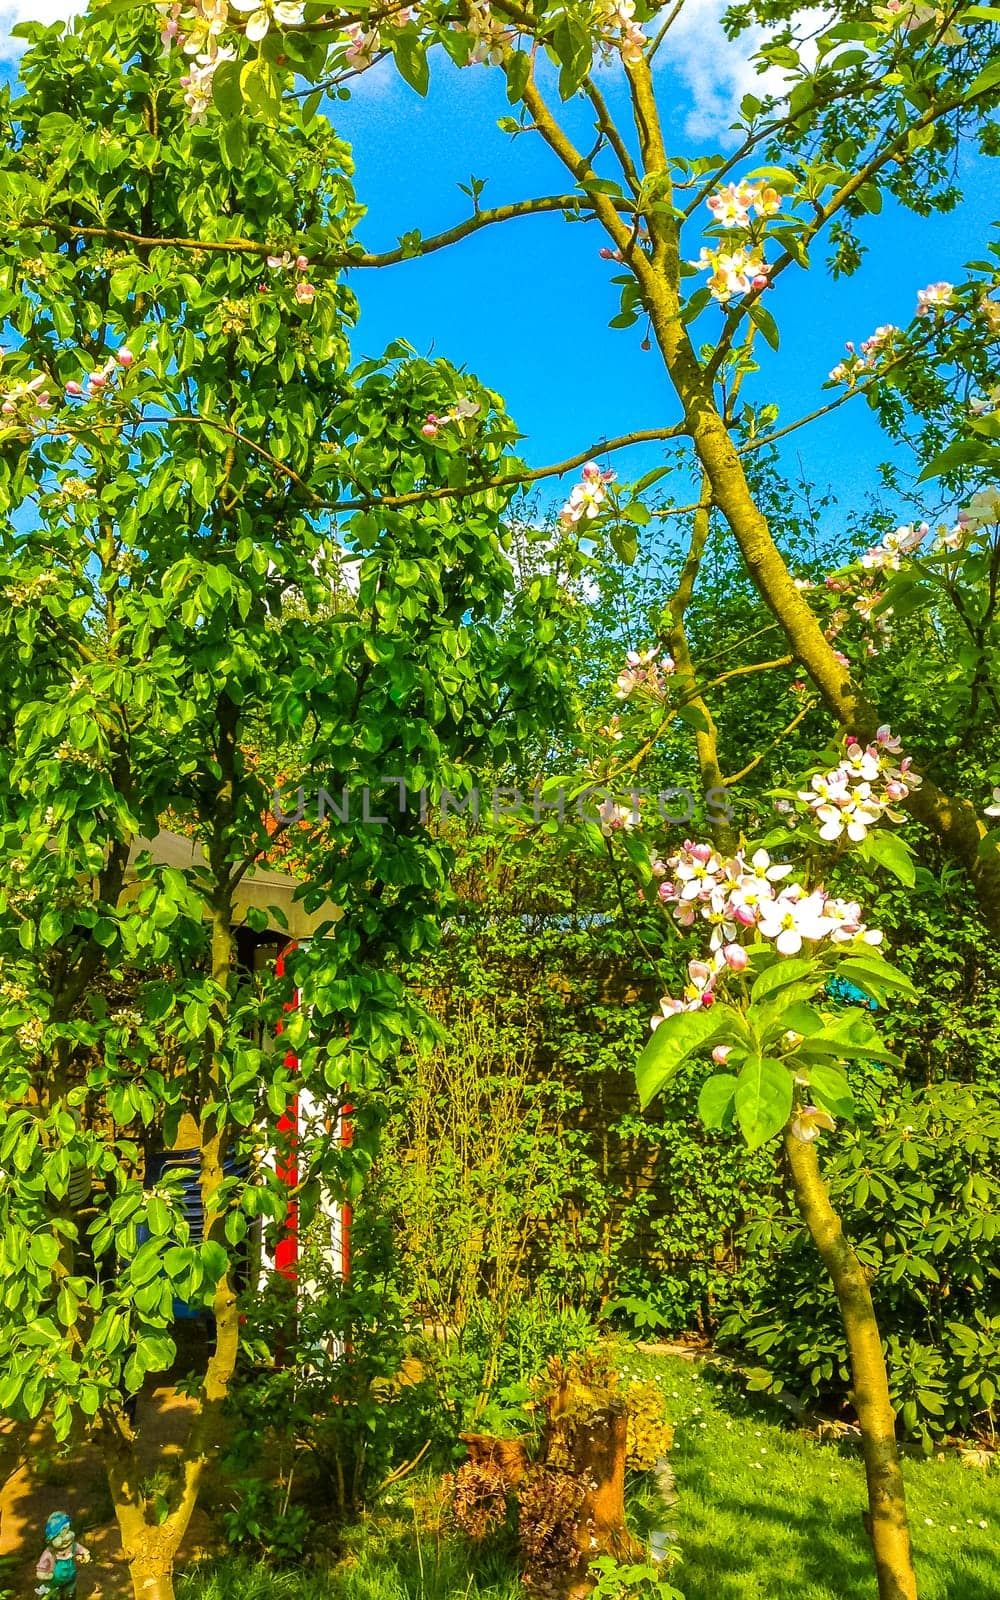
[505, 50, 530, 103]
[918, 438, 999, 482]
[734, 1055, 793, 1150]
[747, 300, 780, 351]
[393, 27, 429, 96]
[621, 500, 651, 527]
[967, 58, 1000, 100]
[855, 183, 882, 214]
[698, 1073, 737, 1130]
[779, 1001, 825, 1036]
[750, 981, 837, 1041]
[860, 829, 915, 886]
[750, 956, 820, 1002]
[610, 525, 637, 565]
[56, 1284, 78, 1328]
[199, 1239, 229, 1283]
[834, 954, 918, 1005]
[636, 1005, 734, 1109]
[551, 13, 591, 99]
[212, 57, 242, 118]
[30, 1232, 60, 1269]
[675, 702, 711, 734]
[806, 1060, 854, 1118]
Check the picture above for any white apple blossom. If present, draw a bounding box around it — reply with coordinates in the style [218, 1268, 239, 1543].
[229, 0, 304, 43]
[960, 487, 1000, 532]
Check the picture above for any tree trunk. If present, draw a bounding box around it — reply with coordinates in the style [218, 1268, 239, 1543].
[128, 1548, 177, 1600]
[109, 1486, 186, 1600]
[784, 1130, 918, 1600]
[104, 1422, 205, 1600]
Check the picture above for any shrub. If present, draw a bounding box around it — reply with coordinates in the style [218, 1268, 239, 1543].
[719, 1080, 1000, 1445]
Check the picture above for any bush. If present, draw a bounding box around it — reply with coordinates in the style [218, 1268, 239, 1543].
[719, 1079, 1000, 1445]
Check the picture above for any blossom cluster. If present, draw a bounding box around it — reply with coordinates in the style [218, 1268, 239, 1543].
[970, 386, 1000, 417]
[873, 0, 961, 38]
[65, 346, 136, 402]
[1, 346, 138, 433]
[706, 180, 780, 230]
[158, 0, 241, 120]
[559, 460, 615, 528]
[598, 798, 639, 835]
[462, 0, 507, 64]
[797, 728, 920, 843]
[613, 644, 675, 701]
[827, 323, 899, 386]
[346, 3, 416, 68]
[421, 396, 481, 438]
[916, 280, 954, 316]
[266, 251, 315, 304]
[693, 245, 770, 305]
[648, 841, 884, 1026]
[959, 487, 1000, 533]
[594, 0, 645, 64]
[693, 178, 779, 303]
[0, 373, 54, 428]
[859, 522, 928, 572]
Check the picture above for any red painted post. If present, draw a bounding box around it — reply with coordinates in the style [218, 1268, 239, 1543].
[273, 945, 300, 1280]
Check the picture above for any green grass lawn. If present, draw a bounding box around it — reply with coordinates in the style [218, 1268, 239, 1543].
[179, 1353, 997, 1600]
[629, 1351, 997, 1600]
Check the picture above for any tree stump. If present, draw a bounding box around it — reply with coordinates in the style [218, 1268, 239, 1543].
[453, 1361, 647, 1599]
[538, 1379, 645, 1600]
[458, 1432, 531, 1487]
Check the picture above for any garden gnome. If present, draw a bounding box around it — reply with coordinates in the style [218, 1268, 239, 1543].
[35, 1511, 90, 1598]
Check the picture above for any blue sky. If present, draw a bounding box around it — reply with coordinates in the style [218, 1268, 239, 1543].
[330, 45, 996, 532]
[1, 3, 995, 535]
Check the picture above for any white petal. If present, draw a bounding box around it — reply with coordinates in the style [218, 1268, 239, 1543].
[245, 9, 270, 38]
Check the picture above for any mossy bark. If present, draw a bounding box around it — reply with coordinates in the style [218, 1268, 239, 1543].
[784, 1131, 918, 1600]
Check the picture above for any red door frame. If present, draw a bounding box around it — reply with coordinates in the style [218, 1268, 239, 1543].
[272, 943, 352, 1281]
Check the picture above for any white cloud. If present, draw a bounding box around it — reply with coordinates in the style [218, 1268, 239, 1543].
[0, 0, 77, 59]
[660, 0, 811, 143]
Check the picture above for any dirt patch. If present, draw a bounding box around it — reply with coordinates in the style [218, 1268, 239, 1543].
[0, 1386, 222, 1600]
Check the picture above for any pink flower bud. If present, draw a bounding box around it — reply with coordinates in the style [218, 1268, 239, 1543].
[1, 401, 15, 415]
[599, 248, 614, 259]
[295, 255, 309, 272]
[117, 347, 134, 367]
[711, 1045, 732, 1064]
[722, 943, 748, 971]
[89, 371, 106, 389]
[65, 381, 83, 396]
[751, 274, 769, 290]
[421, 422, 438, 438]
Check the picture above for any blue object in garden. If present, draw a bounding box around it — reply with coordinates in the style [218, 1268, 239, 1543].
[825, 974, 878, 1010]
[138, 1149, 249, 1319]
